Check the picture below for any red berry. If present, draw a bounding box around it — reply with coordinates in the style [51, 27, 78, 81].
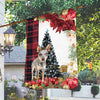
[41, 16, 44, 19]
[69, 34, 71, 36]
[40, 86, 43, 89]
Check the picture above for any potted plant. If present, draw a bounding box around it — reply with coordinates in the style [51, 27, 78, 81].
[91, 85, 99, 98]
[70, 80, 81, 97]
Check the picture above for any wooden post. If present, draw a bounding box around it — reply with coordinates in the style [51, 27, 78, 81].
[42, 89, 44, 99]
[0, 0, 5, 100]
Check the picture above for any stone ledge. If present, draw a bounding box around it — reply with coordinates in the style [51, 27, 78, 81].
[47, 86, 100, 99]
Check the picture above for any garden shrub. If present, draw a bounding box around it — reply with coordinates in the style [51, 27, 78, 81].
[78, 68, 97, 84]
[91, 85, 99, 98]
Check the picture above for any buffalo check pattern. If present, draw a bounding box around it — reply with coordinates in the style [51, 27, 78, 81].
[25, 18, 39, 82]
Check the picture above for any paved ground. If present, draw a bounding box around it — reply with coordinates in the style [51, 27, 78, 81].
[50, 97, 100, 100]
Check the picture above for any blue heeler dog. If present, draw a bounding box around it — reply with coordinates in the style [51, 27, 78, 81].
[31, 44, 51, 81]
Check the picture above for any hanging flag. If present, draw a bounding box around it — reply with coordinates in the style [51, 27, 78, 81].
[24, 9, 78, 90]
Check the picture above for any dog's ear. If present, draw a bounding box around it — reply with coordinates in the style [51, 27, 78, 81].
[46, 44, 51, 51]
[37, 45, 41, 52]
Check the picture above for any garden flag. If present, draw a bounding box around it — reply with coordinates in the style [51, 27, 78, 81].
[25, 8, 78, 90]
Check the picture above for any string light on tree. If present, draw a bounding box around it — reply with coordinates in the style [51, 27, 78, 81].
[41, 30, 61, 78]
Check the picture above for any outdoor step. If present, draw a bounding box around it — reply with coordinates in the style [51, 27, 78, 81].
[50, 97, 100, 100]
[47, 86, 100, 98]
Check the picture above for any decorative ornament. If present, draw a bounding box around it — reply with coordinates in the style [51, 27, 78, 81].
[32, 85, 36, 89]
[25, 77, 78, 89]
[61, 9, 68, 20]
[36, 79, 42, 86]
[58, 78, 64, 82]
[72, 43, 75, 47]
[69, 62, 74, 66]
[40, 13, 76, 33]
[41, 16, 45, 19]
[25, 82, 30, 87]
[61, 8, 76, 20]
[69, 73, 75, 78]
[73, 34, 76, 38]
[66, 8, 76, 20]
[61, 81, 67, 87]
[29, 86, 32, 89]
[65, 77, 71, 84]
[34, 17, 38, 21]
[70, 68, 73, 71]
[44, 81, 49, 87]
[55, 80, 59, 85]
[63, 85, 70, 89]
[73, 70, 78, 75]
[62, 9, 68, 16]
[68, 78, 78, 89]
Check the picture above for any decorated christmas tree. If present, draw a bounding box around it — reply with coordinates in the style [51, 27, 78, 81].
[41, 30, 61, 78]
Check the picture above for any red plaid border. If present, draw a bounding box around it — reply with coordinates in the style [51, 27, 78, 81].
[25, 18, 39, 82]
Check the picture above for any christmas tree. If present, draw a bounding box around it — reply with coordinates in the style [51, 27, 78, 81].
[41, 30, 61, 78]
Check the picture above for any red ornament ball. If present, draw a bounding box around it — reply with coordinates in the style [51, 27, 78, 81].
[36, 79, 42, 86]
[44, 81, 49, 87]
[28, 81, 36, 85]
[55, 81, 59, 85]
[68, 78, 78, 89]
[61, 81, 67, 87]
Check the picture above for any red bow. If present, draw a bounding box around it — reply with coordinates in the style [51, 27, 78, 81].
[43, 13, 76, 33]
